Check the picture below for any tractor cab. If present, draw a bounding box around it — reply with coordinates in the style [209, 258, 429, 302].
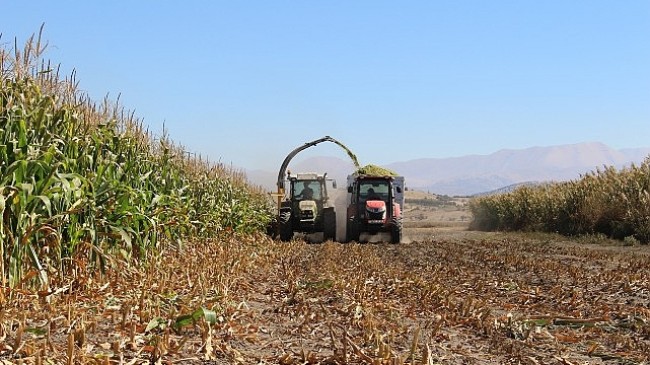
[288, 174, 327, 229]
[360, 180, 390, 203]
[290, 176, 324, 201]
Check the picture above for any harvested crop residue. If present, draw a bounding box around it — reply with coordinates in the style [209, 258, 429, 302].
[2, 231, 649, 364]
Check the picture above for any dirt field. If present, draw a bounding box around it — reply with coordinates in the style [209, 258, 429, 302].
[1, 192, 649, 364]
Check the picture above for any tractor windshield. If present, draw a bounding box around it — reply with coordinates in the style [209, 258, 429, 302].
[293, 180, 322, 200]
[360, 180, 390, 202]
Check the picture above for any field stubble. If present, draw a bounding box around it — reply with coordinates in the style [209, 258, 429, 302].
[1, 194, 649, 364]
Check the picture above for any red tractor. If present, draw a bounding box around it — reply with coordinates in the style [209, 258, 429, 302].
[345, 174, 405, 244]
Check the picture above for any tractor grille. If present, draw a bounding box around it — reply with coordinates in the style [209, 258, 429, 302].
[366, 209, 386, 224]
[367, 211, 384, 221]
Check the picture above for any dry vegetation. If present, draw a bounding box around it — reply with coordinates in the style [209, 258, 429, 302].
[404, 191, 471, 236]
[3, 194, 649, 364]
[2, 229, 650, 364]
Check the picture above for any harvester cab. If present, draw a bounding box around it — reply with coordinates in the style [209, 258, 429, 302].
[278, 172, 337, 241]
[346, 174, 404, 243]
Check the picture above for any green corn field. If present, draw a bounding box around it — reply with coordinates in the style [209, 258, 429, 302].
[470, 159, 650, 243]
[0, 30, 274, 290]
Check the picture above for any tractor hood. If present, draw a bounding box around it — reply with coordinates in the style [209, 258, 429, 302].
[299, 200, 318, 221]
[365, 200, 386, 213]
[364, 200, 387, 224]
[299, 200, 317, 211]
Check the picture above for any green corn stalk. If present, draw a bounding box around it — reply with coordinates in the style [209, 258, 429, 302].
[2, 32, 275, 290]
[470, 159, 650, 243]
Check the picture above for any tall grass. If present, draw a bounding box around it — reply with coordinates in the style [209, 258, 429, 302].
[470, 159, 650, 243]
[0, 29, 274, 289]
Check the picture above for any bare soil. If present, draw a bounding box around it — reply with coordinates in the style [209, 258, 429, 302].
[1, 193, 649, 364]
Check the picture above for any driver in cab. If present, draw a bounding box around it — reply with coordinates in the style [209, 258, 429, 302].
[300, 181, 314, 200]
[367, 188, 380, 201]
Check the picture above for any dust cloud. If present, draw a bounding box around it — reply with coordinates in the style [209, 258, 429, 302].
[330, 188, 349, 242]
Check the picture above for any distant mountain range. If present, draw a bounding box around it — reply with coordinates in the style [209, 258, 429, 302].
[246, 142, 650, 196]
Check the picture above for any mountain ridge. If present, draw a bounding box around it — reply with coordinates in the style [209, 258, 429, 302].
[246, 142, 650, 196]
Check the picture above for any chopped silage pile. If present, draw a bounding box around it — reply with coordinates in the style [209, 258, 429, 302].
[355, 164, 398, 176]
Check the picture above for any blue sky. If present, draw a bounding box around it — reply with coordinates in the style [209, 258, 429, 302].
[3, 1, 649, 171]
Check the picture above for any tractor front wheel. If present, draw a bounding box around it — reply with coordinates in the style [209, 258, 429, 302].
[279, 209, 293, 242]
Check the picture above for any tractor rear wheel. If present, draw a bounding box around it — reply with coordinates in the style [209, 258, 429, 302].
[390, 217, 402, 244]
[346, 220, 360, 243]
[323, 208, 336, 241]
